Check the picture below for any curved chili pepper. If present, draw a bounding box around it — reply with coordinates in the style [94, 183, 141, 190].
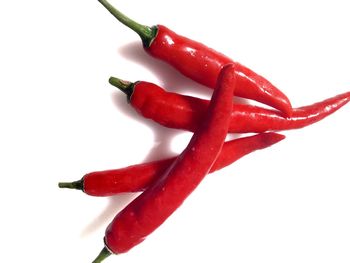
[92, 64, 236, 261]
[58, 132, 285, 196]
[110, 77, 350, 133]
[98, 0, 292, 116]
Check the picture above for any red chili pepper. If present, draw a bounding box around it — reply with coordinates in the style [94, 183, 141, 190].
[58, 132, 285, 196]
[109, 77, 350, 133]
[91, 64, 236, 261]
[98, 0, 292, 116]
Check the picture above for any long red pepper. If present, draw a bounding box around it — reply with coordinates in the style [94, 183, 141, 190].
[97, 0, 292, 116]
[92, 64, 236, 262]
[109, 77, 350, 133]
[58, 132, 285, 196]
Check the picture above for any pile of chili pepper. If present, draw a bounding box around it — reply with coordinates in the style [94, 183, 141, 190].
[58, 1, 350, 262]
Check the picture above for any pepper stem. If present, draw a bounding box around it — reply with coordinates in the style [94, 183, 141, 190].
[109, 76, 135, 101]
[98, 0, 157, 47]
[92, 247, 112, 263]
[58, 180, 83, 191]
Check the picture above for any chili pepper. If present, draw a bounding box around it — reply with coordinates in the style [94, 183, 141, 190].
[91, 64, 236, 262]
[109, 77, 350, 133]
[58, 132, 285, 196]
[97, 0, 292, 116]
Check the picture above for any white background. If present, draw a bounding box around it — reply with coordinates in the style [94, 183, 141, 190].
[1, 0, 349, 262]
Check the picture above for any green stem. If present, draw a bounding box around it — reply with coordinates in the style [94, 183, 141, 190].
[109, 76, 135, 101]
[58, 180, 83, 191]
[92, 247, 112, 263]
[98, 0, 157, 47]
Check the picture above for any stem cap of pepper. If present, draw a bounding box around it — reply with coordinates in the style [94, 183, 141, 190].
[109, 76, 135, 102]
[98, 0, 157, 47]
[58, 180, 83, 191]
[92, 246, 112, 263]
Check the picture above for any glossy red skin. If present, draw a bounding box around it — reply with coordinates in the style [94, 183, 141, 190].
[130, 81, 350, 133]
[83, 133, 285, 196]
[84, 158, 172, 196]
[147, 25, 292, 116]
[105, 64, 236, 254]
